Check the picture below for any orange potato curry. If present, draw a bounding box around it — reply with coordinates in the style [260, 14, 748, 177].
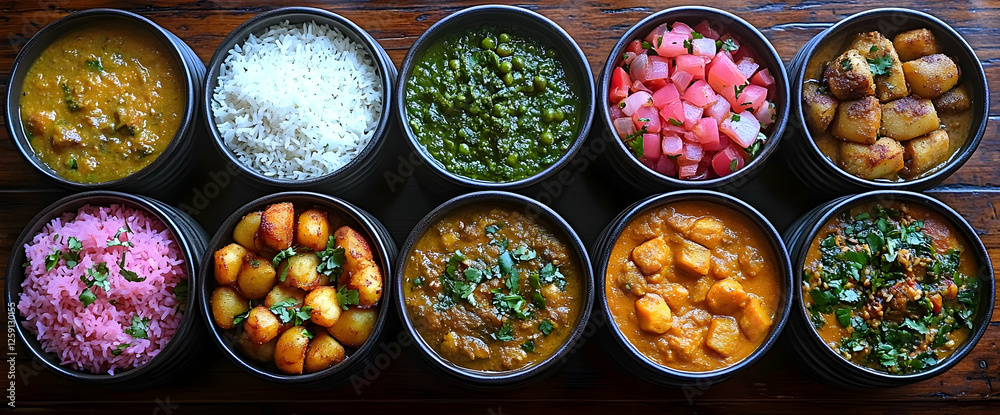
[605, 201, 780, 372]
[19, 22, 185, 183]
[403, 205, 583, 372]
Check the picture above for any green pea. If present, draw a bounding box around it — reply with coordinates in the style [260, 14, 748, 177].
[493, 104, 504, 117]
[469, 105, 481, 115]
[553, 109, 564, 123]
[449, 59, 461, 70]
[545, 48, 556, 58]
[481, 37, 496, 50]
[541, 108, 555, 123]
[512, 56, 525, 70]
[458, 129, 468, 139]
[506, 154, 518, 165]
[502, 72, 513, 86]
[443, 139, 454, 150]
[496, 43, 513, 57]
[533, 76, 547, 91]
[499, 61, 512, 73]
[540, 131, 554, 145]
[499, 33, 511, 43]
[518, 105, 527, 115]
[459, 143, 471, 155]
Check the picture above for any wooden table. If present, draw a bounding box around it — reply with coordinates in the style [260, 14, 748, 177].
[2, 0, 998, 412]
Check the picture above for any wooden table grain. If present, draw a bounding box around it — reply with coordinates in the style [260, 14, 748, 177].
[1, 1, 997, 413]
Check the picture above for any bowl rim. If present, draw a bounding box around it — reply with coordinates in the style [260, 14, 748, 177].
[196, 191, 395, 383]
[200, 6, 395, 187]
[3, 8, 200, 190]
[393, 4, 597, 190]
[597, 6, 791, 189]
[393, 190, 595, 387]
[788, 190, 995, 382]
[791, 7, 990, 189]
[594, 189, 794, 381]
[4, 190, 202, 383]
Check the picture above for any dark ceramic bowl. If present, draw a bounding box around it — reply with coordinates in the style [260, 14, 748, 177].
[394, 191, 595, 389]
[782, 191, 994, 388]
[598, 6, 790, 192]
[786, 8, 989, 194]
[4, 9, 205, 194]
[394, 5, 596, 194]
[202, 7, 396, 193]
[197, 191, 397, 387]
[4, 191, 208, 387]
[592, 190, 793, 386]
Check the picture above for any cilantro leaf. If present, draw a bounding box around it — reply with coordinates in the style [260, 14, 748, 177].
[124, 315, 150, 339]
[721, 38, 739, 52]
[316, 235, 347, 281]
[336, 285, 360, 310]
[866, 55, 893, 76]
[79, 288, 97, 307]
[521, 339, 536, 353]
[111, 343, 129, 356]
[272, 247, 297, 282]
[538, 263, 567, 291]
[45, 249, 62, 271]
[491, 322, 514, 342]
[539, 320, 554, 335]
[232, 306, 251, 325]
[118, 252, 145, 282]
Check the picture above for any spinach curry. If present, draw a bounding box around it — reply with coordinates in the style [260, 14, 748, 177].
[19, 22, 185, 183]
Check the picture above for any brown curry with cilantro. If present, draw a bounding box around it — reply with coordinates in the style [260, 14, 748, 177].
[19, 22, 185, 183]
[402, 205, 583, 371]
[803, 202, 980, 374]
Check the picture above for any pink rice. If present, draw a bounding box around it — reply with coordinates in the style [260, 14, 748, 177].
[17, 204, 187, 375]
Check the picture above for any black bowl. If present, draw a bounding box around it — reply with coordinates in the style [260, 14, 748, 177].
[786, 8, 989, 194]
[782, 191, 994, 388]
[597, 6, 790, 192]
[394, 5, 596, 194]
[4, 9, 205, 194]
[4, 191, 208, 387]
[394, 191, 595, 389]
[592, 190, 793, 386]
[202, 7, 396, 193]
[197, 191, 397, 387]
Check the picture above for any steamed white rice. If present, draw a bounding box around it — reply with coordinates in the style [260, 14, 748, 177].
[211, 20, 383, 180]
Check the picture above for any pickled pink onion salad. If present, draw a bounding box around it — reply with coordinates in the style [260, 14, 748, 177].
[17, 204, 188, 375]
[609, 20, 778, 180]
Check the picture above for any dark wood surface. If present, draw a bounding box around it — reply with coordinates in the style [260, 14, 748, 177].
[1, 1, 998, 413]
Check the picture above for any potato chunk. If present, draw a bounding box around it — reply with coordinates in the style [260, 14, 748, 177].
[706, 316, 742, 357]
[830, 96, 881, 144]
[238, 253, 277, 300]
[824, 49, 876, 100]
[304, 331, 346, 373]
[893, 28, 942, 61]
[244, 306, 281, 345]
[328, 307, 378, 347]
[706, 278, 748, 315]
[281, 253, 324, 291]
[233, 211, 264, 253]
[635, 293, 673, 334]
[237, 334, 277, 363]
[902, 129, 950, 178]
[348, 263, 384, 307]
[676, 239, 712, 276]
[814, 133, 841, 164]
[260, 202, 295, 251]
[902, 54, 959, 99]
[839, 137, 905, 180]
[880, 96, 939, 141]
[656, 283, 689, 310]
[802, 82, 839, 133]
[214, 243, 248, 286]
[296, 209, 330, 252]
[849, 31, 909, 102]
[739, 245, 765, 278]
[211, 286, 249, 329]
[686, 217, 725, 249]
[264, 284, 306, 309]
[631, 236, 670, 275]
[335, 226, 375, 283]
[305, 286, 342, 327]
[739, 295, 772, 341]
[933, 84, 971, 114]
[274, 326, 311, 375]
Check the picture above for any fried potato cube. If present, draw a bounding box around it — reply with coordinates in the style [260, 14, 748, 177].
[305, 286, 342, 327]
[902, 54, 959, 99]
[740, 295, 772, 341]
[328, 307, 378, 347]
[238, 253, 277, 300]
[667, 323, 705, 360]
[902, 129, 950, 178]
[237, 334, 277, 363]
[334, 226, 375, 283]
[214, 243, 248, 286]
[260, 202, 295, 251]
[850, 31, 909, 102]
[686, 217, 725, 249]
[274, 326, 311, 375]
[880, 96, 939, 141]
[830, 96, 881, 144]
[706, 278, 748, 315]
[711, 250, 740, 280]
[281, 253, 324, 291]
[657, 283, 690, 310]
[933, 84, 971, 114]
[211, 286, 249, 330]
[348, 262, 384, 307]
[304, 330, 346, 373]
[689, 276, 714, 303]
[802, 82, 839, 133]
[893, 28, 942, 61]
[814, 133, 841, 165]
[824, 49, 876, 100]
[233, 211, 264, 253]
[631, 236, 671, 275]
[839, 137, 905, 180]
[635, 293, 673, 334]
[244, 306, 282, 345]
[676, 239, 712, 276]
[296, 209, 330, 252]
[264, 284, 306, 309]
[706, 316, 742, 357]
[26, 111, 55, 137]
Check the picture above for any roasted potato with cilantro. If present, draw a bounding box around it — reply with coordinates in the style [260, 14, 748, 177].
[879, 96, 939, 141]
[264, 284, 306, 309]
[244, 306, 283, 345]
[849, 31, 908, 102]
[296, 209, 331, 252]
[830, 96, 881, 144]
[280, 252, 325, 291]
[335, 226, 375, 283]
[233, 211, 265, 253]
[211, 286, 250, 329]
[824, 49, 876, 100]
[261, 202, 295, 251]
[802, 81, 838, 133]
[238, 253, 278, 300]
[893, 28, 942, 61]
[305, 286, 342, 327]
[214, 243, 248, 286]
[902, 129, 950, 178]
[933, 84, 971, 114]
[304, 331, 346, 373]
[839, 137, 904, 180]
[347, 263, 383, 307]
[902, 54, 959, 100]
[328, 307, 378, 347]
[274, 326, 311, 375]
